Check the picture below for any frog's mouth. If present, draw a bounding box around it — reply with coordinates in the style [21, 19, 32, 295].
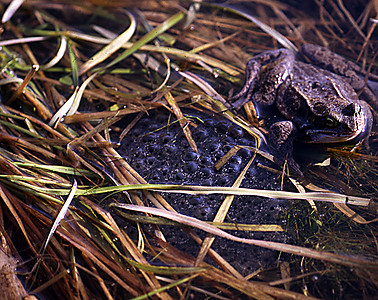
[301, 111, 369, 144]
[304, 129, 363, 143]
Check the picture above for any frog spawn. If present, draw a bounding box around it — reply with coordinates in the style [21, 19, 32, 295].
[114, 109, 290, 275]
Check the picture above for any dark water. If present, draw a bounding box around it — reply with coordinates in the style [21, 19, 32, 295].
[113, 108, 291, 275]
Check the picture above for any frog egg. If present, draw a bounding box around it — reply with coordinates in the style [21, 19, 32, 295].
[163, 144, 177, 154]
[199, 155, 212, 165]
[216, 120, 230, 132]
[214, 150, 225, 160]
[161, 132, 175, 143]
[142, 133, 157, 142]
[194, 205, 214, 220]
[216, 176, 230, 186]
[206, 138, 221, 152]
[229, 126, 244, 138]
[201, 178, 214, 186]
[238, 137, 255, 146]
[230, 155, 242, 165]
[150, 173, 161, 181]
[194, 128, 208, 140]
[199, 167, 213, 177]
[182, 151, 198, 161]
[223, 136, 235, 144]
[174, 171, 184, 180]
[133, 148, 143, 158]
[183, 161, 198, 173]
[159, 166, 170, 176]
[147, 144, 159, 154]
[203, 118, 215, 128]
[227, 163, 241, 173]
[238, 147, 252, 158]
[146, 156, 156, 166]
[132, 159, 145, 171]
[188, 196, 203, 205]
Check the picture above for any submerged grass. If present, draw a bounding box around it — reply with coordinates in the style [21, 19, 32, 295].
[0, 0, 377, 299]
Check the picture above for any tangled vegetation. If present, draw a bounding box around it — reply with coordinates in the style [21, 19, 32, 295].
[0, 0, 377, 299]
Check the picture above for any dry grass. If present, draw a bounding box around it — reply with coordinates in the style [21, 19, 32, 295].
[0, 0, 377, 299]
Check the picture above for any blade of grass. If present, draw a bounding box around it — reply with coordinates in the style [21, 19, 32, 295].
[101, 11, 186, 71]
[66, 38, 79, 86]
[41, 36, 67, 70]
[115, 210, 283, 231]
[116, 204, 378, 270]
[15, 182, 370, 206]
[20, 29, 240, 75]
[0, 175, 76, 187]
[195, 155, 256, 273]
[1, 0, 24, 23]
[78, 11, 136, 76]
[215, 4, 298, 52]
[13, 163, 99, 177]
[0, 36, 48, 47]
[166, 92, 198, 153]
[7, 65, 39, 105]
[0, 184, 34, 250]
[40, 180, 77, 254]
[155, 275, 230, 300]
[48, 72, 98, 127]
[131, 274, 199, 300]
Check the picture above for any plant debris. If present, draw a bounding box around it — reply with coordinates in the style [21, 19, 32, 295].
[0, 0, 377, 299]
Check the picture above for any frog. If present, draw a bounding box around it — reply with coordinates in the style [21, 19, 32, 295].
[229, 44, 374, 176]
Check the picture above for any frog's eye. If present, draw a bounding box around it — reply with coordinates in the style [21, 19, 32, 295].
[325, 117, 338, 128]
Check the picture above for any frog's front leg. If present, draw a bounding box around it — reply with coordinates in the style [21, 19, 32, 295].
[229, 49, 295, 109]
[269, 121, 302, 177]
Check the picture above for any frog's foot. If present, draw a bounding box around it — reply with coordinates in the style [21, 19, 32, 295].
[269, 121, 303, 177]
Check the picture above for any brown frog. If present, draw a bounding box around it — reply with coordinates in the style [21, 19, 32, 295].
[230, 44, 374, 175]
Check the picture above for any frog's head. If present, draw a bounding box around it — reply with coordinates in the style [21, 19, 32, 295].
[303, 96, 371, 143]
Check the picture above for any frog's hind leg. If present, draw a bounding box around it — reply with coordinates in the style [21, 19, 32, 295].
[229, 49, 295, 109]
[251, 49, 294, 106]
[229, 59, 262, 109]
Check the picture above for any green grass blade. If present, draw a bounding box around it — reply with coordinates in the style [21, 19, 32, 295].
[67, 38, 79, 86]
[78, 11, 137, 76]
[103, 11, 186, 70]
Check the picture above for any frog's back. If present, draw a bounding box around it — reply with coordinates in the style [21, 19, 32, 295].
[292, 62, 359, 103]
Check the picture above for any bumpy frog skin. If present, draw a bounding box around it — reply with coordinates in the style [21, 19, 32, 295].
[229, 44, 374, 174]
[301, 43, 378, 107]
